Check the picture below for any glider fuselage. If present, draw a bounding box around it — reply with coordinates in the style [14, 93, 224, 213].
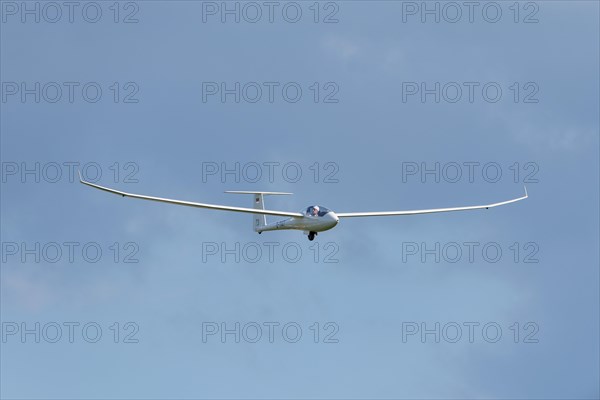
[257, 207, 339, 233]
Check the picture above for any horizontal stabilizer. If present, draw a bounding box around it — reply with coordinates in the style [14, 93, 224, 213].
[225, 191, 293, 195]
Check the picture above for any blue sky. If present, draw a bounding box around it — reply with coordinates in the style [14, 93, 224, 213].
[1, 1, 599, 399]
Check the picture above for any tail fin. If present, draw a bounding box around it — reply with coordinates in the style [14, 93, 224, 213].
[253, 194, 267, 231]
[224, 191, 293, 232]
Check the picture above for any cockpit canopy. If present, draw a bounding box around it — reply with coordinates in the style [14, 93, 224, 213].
[304, 205, 331, 217]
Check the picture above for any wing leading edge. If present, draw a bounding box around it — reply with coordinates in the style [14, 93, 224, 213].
[336, 187, 528, 218]
[79, 173, 304, 218]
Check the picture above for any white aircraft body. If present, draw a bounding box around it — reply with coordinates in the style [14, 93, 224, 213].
[80, 173, 528, 241]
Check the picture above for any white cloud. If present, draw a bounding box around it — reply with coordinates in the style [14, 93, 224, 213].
[322, 35, 360, 60]
[512, 124, 597, 153]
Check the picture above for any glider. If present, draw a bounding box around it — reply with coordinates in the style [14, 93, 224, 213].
[79, 172, 528, 241]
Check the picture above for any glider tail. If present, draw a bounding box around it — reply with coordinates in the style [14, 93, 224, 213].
[224, 191, 293, 232]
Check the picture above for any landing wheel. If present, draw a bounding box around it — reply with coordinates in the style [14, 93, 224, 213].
[308, 232, 317, 241]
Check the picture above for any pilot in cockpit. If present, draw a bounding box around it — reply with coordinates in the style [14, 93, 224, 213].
[311, 206, 319, 216]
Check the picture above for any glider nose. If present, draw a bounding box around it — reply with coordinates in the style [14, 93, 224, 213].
[327, 211, 339, 227]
